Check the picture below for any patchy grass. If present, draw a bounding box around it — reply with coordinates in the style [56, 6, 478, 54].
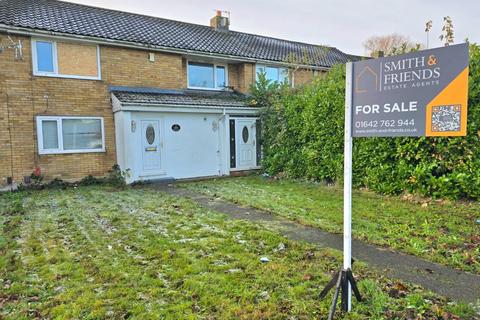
[0, 186, 477, 319]
[183, 176, 480, 275]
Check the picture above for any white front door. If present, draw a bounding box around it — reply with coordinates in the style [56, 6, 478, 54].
[141, 120, 162, 173]
[236, 118, 257, 169]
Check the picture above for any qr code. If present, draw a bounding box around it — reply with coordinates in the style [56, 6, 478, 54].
[431, 105, 461, 132]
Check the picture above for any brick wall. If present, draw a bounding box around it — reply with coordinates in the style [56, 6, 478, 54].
[293, 69, 328, 87]
[0, 34, 117, 186]
[236, 63, 256, 93]
[1, 34, 35, 186]
[0, 56, 11, 186]
[227, 64, 239, 90]
[0, 35, 245, 186]
[57, 41, 99, 77]
[0, 32, 320, 187]
[293, 69, 314, 86]
[103, 47, 185, 88]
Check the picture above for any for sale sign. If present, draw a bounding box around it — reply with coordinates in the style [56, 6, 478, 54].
[352, 43, 469, 137]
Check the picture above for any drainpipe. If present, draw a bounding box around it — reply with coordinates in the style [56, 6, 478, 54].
[220, 108, 226, 119]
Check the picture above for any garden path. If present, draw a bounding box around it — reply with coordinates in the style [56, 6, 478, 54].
[155, 184, 480, 304]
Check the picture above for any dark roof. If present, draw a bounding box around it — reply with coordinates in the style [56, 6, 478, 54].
[111, 87, 250, 108]
[0, 0, 357, 68]
[346, 53, 369, 61]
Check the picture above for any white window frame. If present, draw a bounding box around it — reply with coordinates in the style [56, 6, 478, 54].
[255, 64, 290, 84]
[31, 38, 102, 80]
[32, 39, 58, 75]
[36, 116, 106, 155]
[187, 60, 228, 90]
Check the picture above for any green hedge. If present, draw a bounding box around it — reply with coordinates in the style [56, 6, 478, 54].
[254, 43, 480, 199]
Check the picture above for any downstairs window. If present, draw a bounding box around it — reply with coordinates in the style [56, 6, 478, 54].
[36, 116, 105, 154]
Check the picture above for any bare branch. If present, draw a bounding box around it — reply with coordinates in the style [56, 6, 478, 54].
[363, 33, 420, 57]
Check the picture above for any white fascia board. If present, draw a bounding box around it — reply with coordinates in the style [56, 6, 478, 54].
[116, 103, 259, 115]
[0, 24, 331, 71]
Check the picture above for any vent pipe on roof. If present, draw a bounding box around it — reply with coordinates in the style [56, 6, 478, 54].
[210, 10, 230, 32]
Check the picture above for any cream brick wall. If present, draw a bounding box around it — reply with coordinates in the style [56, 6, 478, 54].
[227, 64, 239, 90]
[293, 69, 314, 86]
[236, 63, 256, 93]
[0, 61, 11, 186]
[0, 33, 320, 186]
[103, 47, 185, 88]
[0, 35, 242, 186]
[0, 34, 116, 185]
[292, 69, 328, 86]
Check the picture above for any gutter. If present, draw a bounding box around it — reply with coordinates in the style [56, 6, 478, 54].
[120, 101, 257, 109]
[114, 102, 259, 114]
[0, 24, 331, 71]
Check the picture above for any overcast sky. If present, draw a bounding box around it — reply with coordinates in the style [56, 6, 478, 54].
[68, 0, 479, 55]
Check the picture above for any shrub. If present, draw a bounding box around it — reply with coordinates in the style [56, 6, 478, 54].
[15, 165, 130, 191]
[255, 43, 480, 199]
[105, 165, 130, 189]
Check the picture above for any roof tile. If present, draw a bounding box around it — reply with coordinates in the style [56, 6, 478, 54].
[111, 87, 250, 108]
[0, 0, 358, 67]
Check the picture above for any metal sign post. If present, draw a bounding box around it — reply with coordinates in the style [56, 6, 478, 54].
[343, 62, 353, 311]
[320, 62, 361, 319]
[320, 44, 469, 320]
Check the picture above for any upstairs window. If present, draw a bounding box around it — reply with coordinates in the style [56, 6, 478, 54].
[216, 66, 226, 88]
[32, 39, 101, 80]
[188, 62, 227, 90]
[256, 64, 289, 83]
[35, 41, 55, 73]
[37, 116, 105, 154]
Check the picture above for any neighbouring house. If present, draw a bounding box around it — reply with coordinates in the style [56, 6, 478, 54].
[0, 0, 359, 186]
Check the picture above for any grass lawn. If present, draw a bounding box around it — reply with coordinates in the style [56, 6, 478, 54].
[1, 185, 477, 319]
[183, 176, 480, 275]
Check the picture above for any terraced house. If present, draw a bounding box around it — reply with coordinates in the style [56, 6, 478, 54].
[0, 0, 357, 187]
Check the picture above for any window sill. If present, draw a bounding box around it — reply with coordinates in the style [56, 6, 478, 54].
[187, 86, 228, 91]
[33, 73, 101, 81]
[39, 148, 106, 155]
